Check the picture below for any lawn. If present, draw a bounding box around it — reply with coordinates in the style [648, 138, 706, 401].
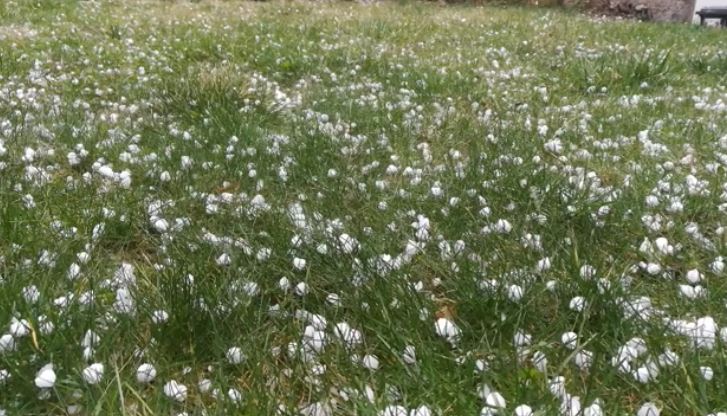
[1, 0, 727, 415]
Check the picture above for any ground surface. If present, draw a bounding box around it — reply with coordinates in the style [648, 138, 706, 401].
[1, 1, 727, 415]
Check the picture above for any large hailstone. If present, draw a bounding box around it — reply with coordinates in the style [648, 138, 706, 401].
[82, 363, 104, 385]
[163, 380, 188, 402]
[34, 364, 56, 388]
[434, 318, 462, 345]
[136, 363, 157, 383]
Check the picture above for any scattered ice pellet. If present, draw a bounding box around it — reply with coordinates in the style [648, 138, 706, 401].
[163, 380, 188, 402]
[136, 363, 157, 383]
[82, 363, 104, 384]
[434, 318, 462, 345]
[34, 364, 56, 389]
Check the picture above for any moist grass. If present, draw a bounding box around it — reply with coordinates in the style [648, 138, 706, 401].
[1, 1, 727, 415]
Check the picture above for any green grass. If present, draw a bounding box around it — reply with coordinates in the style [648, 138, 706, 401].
[1, 1, 727, 415]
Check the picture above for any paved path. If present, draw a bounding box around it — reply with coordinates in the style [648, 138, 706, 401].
[693, 0, 727, 23]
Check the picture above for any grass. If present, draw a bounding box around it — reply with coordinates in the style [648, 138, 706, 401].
[1, 0, 727, 415]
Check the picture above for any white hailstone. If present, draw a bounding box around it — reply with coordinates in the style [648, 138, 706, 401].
[180, 156, 193, 170]
[686, 269, 703, 285]
[81, 330, 99, 350]
[163, 380, 188, 402]
[215, 253, 231, 266]
[695, 317, 717, 349]
[114, 287, 135, 315]
[711, 258, 725, 274]
[561, 396, 582, 416]
[494, 219, 512, 234]
[380, 406, 408, 416]
[583, 402, 604, 416]
[0, 369, 10, 384]
[160, 171, 171, 182]
[402, 345, 417, 364]
[434, 318, 462, 345]
[627, 337, 648, 355]
[544, 139, 563, 154]
[241, 281, 259, 296]
[34, 364, 56, 388]
[361, 354, 380, 371]
[513, 330, 532, 347]
[477, 383, 493, 402]
[226, 347, 246, 364]
[228, 388, 243, 402]
[22, 285, 40, 303]
[9, 318, 30, 337]
[485, 391, 507, 410]
[654, 237, 672, 256]
[151, 218, 169, 233]
[117, 171, 132, 188]
[151, 310, 169, 324]
[548, 376, 567, 398]
[333, 322, 363, 347]
[633, 366, 655, 383]
[668, 200, 683, 213]
[679, 284, 704, 299]
[22, 194, 35, 209]
[294, 282, 309, 296]
[514, 405, 533, 416]
[82, 363, 104, 385]
[657, 349, 680, 367]
[410, 405, 432, 416]
[326, 293, 341, 306]
[579, 265, 596, 279]
[645, 263, 662, 276]
[307, 313, 328, 331]
[278, 277, 291, 292]
[569, 296, 586, 312]
[430, 185, 443, 198]
[561, 332, 578, 349]
[98, 165, 114, 178]
[507, 284, 524, 302]
[256, 248, 271, 261]
[475, 359, 488, 373]
[645, 195, 659, 207]
[303, 326, 326, 352]
[300, 402, 332, 416]
[637, 402, 660, 416]
[546, 280, 557, 291]
[67, 151, 81, 166]
[76, 251, 90, 264]
[82, 347, 95, 362]
[574, 350, 593, 370]
[536, 257, 551, 272]
[338, 234, 358, 254]
[293, 257, 307, 270]
[701, 366, 714, 381]
[198, 378, 212, 394]
[316, 243, 328, 255]
[480, 408, 497, 416]
[136, 363, 156, 383]
[532, 351, 548, 373]
[67, 263, 81, 280]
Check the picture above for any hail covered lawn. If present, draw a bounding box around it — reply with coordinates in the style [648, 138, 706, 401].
[1, 0, 727, 415]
